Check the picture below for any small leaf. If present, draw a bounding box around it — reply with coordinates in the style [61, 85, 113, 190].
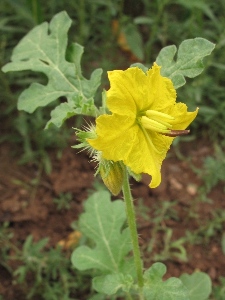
[122, 23, 144, 60]
[143, 262, 189, 300]
[93, 273, 133, 295]
[156, 38, 215, 89]
[180, 272, 212, 300]
[126, 166, 142, 182]
[45, 102, 76, 128]
[2, 11, 102, 127]
[134, 16, 154, 25]
[130, 62, 149, 73]
[71, 191, 132, 273]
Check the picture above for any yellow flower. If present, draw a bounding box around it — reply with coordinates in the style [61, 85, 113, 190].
[88, 63, 198, 188]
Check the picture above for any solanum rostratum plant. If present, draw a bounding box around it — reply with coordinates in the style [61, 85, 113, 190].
[2, 11, 215, 300]
[87, 63, 198, 189]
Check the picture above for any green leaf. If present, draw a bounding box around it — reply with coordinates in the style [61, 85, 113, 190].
[23, 235, 49, 255]
[71, 191, 132, 273]
[93, 273, 133, 295]
[134, 16, 154, 25]
[143, 263, 189, 300]
[130, 62, 148, 72]
[2, 11, 102, 128]
[122, 23, 144, 60]
[156, 38, 215, 89]
[180, 272, 212, 300]
[126, 166, 142, 182]
[45, 102, 76, 128]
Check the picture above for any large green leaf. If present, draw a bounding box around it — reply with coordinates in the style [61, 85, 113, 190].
[71, 190, 134, 295]
[71, 191, 132, 273]
[180, 272, 212, 300]
[143, 263, 189, 300]
[156, 38, 215, 89]
[2, 11, 102, 128]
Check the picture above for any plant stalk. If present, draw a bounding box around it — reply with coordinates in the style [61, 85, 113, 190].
[122, 169, 144, 299]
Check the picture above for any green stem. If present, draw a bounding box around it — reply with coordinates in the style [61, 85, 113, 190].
[126, 292, 133, 300]
[122, 169, 144, 299]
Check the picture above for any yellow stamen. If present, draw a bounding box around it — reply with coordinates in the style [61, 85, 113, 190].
[146, 111, 173, 127]
[141, 116, 170, 133]
[145, 110, 175, 120]
[153, 119, 173, 128]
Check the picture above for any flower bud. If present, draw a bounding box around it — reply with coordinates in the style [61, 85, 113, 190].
[99, 160, 125, 196]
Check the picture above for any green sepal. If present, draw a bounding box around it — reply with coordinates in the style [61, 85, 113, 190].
[126, 166, 142, 182]
[72, 126, 97, 153]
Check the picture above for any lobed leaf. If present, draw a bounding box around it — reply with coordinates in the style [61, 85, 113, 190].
[156, 38, 215, 89]
[2, 11, 102, 128]
[180, 272, 212, 300]
[143, 263, 190, 300]
[71, 191, 132, 273]
[93, 273, 133, 295]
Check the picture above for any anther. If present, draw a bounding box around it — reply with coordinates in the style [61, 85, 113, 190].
[145, 110, 175, 120]
[141, 116, 170, 133]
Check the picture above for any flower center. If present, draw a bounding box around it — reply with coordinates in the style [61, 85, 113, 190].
[138, 110, 190, 154]
[140, 110, 174, 134]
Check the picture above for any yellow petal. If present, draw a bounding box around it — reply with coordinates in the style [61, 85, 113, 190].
[107, 67, 149, 115]
[88, 114, 138, 162]
[168, 103, 198, 130]
[123, 128, 173, 188]
[146, 63, 177, 111]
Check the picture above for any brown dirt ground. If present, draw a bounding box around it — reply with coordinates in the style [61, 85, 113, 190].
[0, 136, 225, 299]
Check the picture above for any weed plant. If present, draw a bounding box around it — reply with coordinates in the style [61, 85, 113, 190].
[0, 224, 94, 300]
[53, 192, 73, 210]
[1, 1, 225, 299]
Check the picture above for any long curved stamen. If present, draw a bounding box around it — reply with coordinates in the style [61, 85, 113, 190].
[145, 110, 175, 120]
[141, 116, 171, 133]
[145, 110, 174, 128]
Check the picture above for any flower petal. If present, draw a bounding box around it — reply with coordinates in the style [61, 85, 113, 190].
[88, 114, 138, 161]
[124, 128, 173, 188]
[107, 67, 149, 116]
[168, 103, 198, 130]
[146, 63, 177, 111]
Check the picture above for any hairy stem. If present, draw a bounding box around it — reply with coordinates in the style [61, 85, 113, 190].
[122, 169, 144, 299]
